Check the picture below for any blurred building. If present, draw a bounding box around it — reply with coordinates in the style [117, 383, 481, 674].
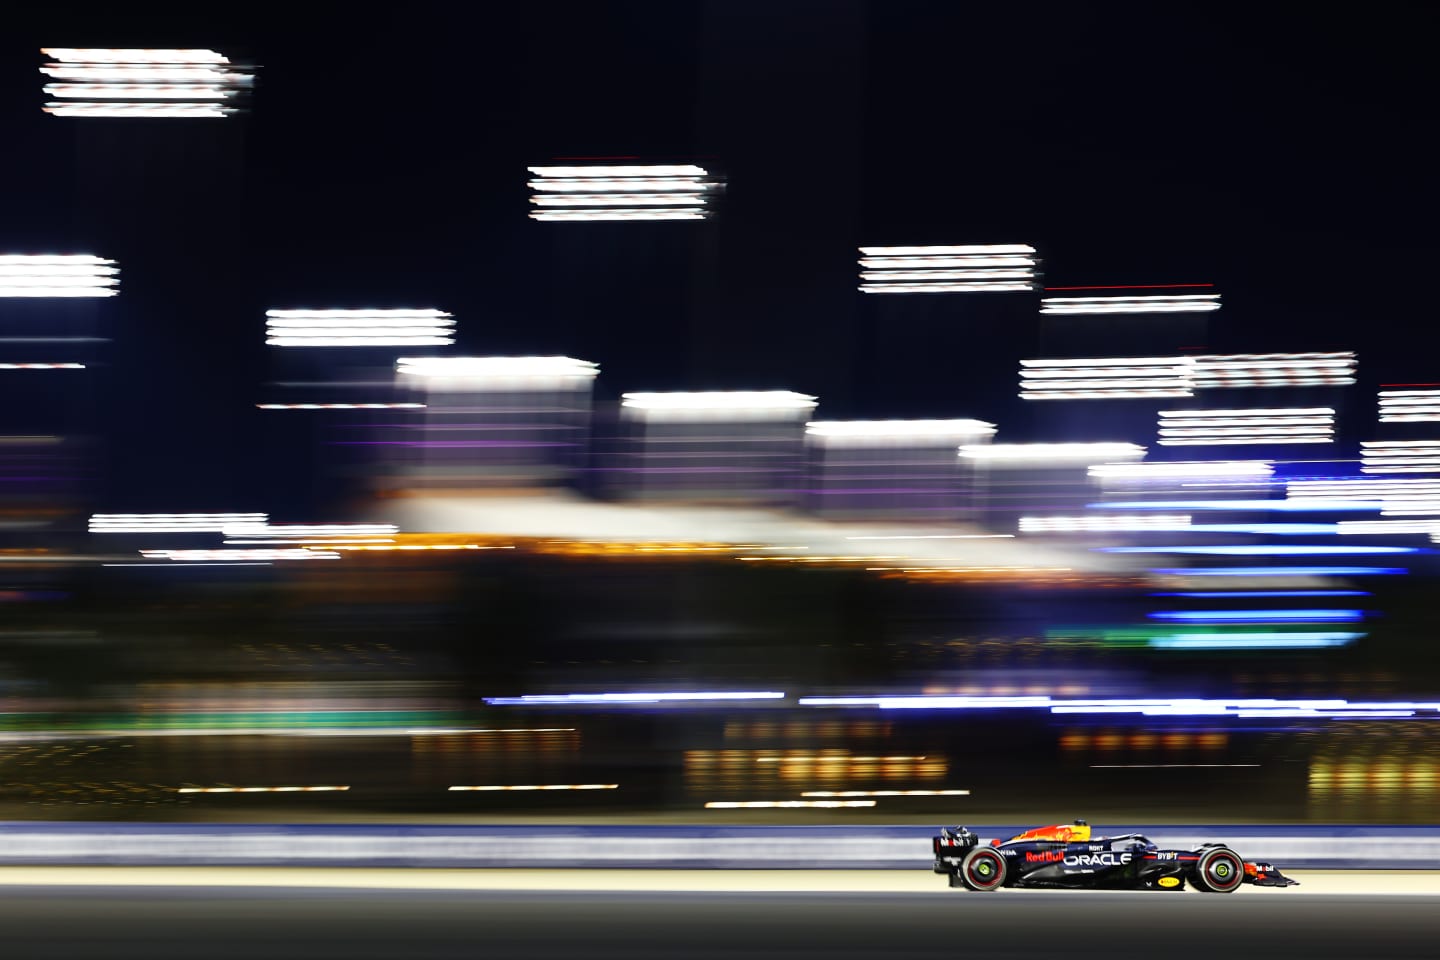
[393, 356, 599, 492]
[804, 419, 994, 521]
[615, 391, 816, 505]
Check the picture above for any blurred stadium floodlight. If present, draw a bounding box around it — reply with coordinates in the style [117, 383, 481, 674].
[527, 164, 720, 221]
[40, 48, 253, 118]
[1379, 389, 1440, 423]
[1360, 440, 1440, 475]
[804, 419, 995, 443]
[1190, 353, 1356, 389]
[265, 309, 454, 347]
[621, 390, 817, 421]
[960, 442, 1145, 464]
[0, 255, 118, 297]
[857, 244, 1039, 293]
[1040, 289, 1221, 314]
[89, 512, 266, 533]
[1157, 407, 1335, 446]
[1019, 356, 1193, 400]
[397, 355, 599, 389]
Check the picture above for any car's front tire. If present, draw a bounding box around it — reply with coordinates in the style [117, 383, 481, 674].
[959, 847, 1008, 891]
[1191, 846, 1245, 893]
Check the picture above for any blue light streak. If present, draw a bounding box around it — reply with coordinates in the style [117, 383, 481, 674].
[1149, 567, 1406, 576]
[1146, 633, 1363, 649]
[1148, 610, 1364, 623]
[1105, 545, 1419, 556]
[1151, 590, 1370, 598]
[1089, 500, 1379, 512]
[484, 691, 786, 706]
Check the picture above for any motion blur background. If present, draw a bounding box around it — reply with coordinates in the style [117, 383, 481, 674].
[3, 3, 1440, 826]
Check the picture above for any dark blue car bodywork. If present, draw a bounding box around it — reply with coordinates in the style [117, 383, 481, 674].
[933, 821, 1298, 892]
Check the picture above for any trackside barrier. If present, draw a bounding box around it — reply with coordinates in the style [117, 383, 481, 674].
[0, 824, 1437, 869]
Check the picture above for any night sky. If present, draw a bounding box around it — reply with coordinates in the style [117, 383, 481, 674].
[2, 3, 1438, 517]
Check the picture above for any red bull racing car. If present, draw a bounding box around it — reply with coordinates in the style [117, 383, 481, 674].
[933, 820, 1298, 892]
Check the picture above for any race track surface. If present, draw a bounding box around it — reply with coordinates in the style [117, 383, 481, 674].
[1, 870, 1437, 959]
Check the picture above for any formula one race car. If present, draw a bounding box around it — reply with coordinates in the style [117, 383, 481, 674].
[933, 820, 1298, 892]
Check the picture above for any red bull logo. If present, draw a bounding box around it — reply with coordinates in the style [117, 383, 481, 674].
[1025, 850, 1065, 863]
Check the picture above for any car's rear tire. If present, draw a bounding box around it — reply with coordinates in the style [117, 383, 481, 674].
[1192, 847, 1245, 893]
[959, 847, 1008, 891]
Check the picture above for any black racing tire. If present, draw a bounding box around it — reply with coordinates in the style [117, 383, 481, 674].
[959, 846, 1008, 891]
[1192, 846, 1245, 893]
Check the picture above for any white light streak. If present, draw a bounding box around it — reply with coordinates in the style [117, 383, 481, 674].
[754, 755, 929, 763]
[800, 790, 970, 797]
[1040, 294, 1221, 314]
[805, 419, 995, 445]
[531, 194, 707, 207]
[1019, 514, 1192, 533]
[89, 512, 266, 533]
[43, 83, 228, 99]
[177, 786, 349, 794]
[1338, 519, 1440, 535]
[447, 784, 617, 791]
[529, 165, 706, 178]
[703, 800, 876, 808]
[1157, 408, 1334, 446]
[858, 281, 1035, 293]
[1089, 461, 1273, 480]
[40, 48, 250, 118]
[530, 210, 705, 221]
[1018, 353, 1355, 398]
[0, 363, 86, 370]
[139, 549, 340, 562]
[843, 534, 1014, 540]
[486, 692, 785, 705]
[266, 309, 453, 347]
[220, 523, 398, 538]
[257, 403, 426, 410]
[396, 356, 599, 389]
[858, 244, 1038, 293]
[0, 255, 118, 297]
[859, 244, 1036, 256]
[621, 390, 816, 421]
[528, 164, 718, 220]
[42, 103, 229, 118]
[43, 48, 231, 63]
[1020, 356, 1192, 400]
[1379, 389, 1440, 423]
[1191, 353, 1356, 389]
[1361, 441, 1440, 475]
[960, 442, 1145, 463]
